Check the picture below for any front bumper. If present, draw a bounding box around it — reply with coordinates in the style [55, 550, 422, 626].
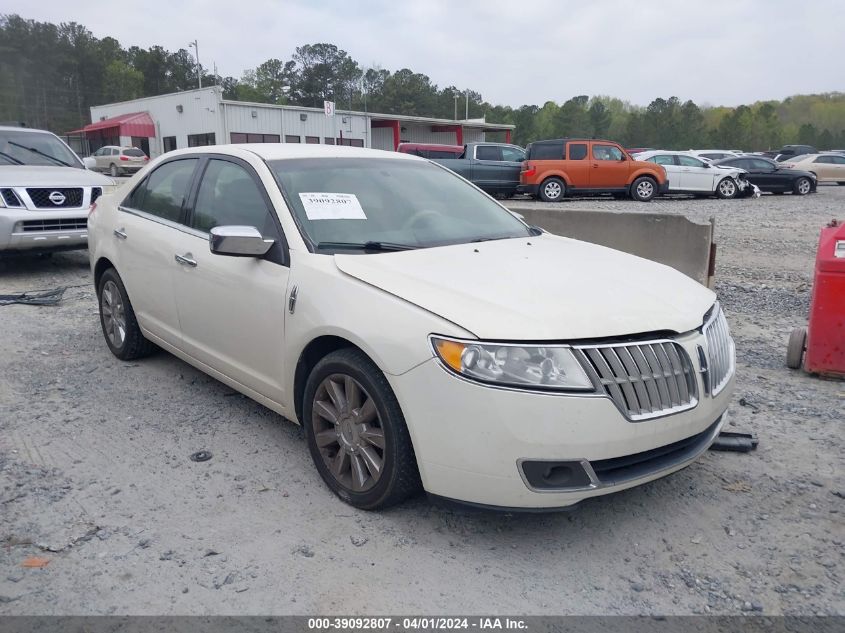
[389, 333, 734, 509]
[0, 208, 88, 252]
[658, 180, 670, 195]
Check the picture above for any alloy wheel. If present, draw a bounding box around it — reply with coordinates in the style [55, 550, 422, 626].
[311, 373, 386, 493]
[719, 179, 736, 197]
[796, 178, 811, 195]
[101, 280, 126, 347]
[544, 181, 562, 200]
[636, 180, 654, 199]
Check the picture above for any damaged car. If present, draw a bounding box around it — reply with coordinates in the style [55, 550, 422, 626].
[88, 144, 736, 511]
[633, 150, 754, 198]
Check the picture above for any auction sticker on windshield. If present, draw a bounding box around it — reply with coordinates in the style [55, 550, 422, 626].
[300, 192, 367, 220]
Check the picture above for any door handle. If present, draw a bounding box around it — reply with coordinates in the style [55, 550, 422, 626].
[174, 253, 197, 267]
[592, 164, 599, 168]
[113, 228, 127, 240]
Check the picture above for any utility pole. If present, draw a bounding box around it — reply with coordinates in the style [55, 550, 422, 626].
[188, 40, 202, 89]
[465, 89, 469, 120]
[454, 93, 459, 121]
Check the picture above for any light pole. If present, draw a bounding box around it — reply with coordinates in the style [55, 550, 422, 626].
[465, 89, 469, 120]
[188, 40, 202, 89]
[454, 93, 459, 121]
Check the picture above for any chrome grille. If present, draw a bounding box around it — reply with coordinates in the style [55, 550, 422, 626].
[704, 304, 734, 396]
[20, 218, 88, 232]
[574, 341, 698, 421]
[26, 187, 83, 208]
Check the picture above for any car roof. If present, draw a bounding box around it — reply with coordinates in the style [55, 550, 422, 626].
[161, 143, 422, 162]
[529, 138, 617, 145]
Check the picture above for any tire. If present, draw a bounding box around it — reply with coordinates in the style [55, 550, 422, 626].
[786, 326, 807, 370]
[97, 268, 156, 360]
[109, 163, 119, 177]
[716, 177, 738, 199]
[631, 176, 657, 202]
[837, 182, 845, 186]
[538, 177, 565, 202]
[793, 177, 812, 195]
[303, 348, 421, 510]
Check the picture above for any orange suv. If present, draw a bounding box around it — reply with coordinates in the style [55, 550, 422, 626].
[519, 138, 669, 202]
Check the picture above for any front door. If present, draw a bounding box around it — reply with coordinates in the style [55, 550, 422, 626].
[588, 143, 630, 189]
[170, 156, 290, 404]
[676, 155, 716, 192]
[115, 157, 199, 345]
[472, 145, 522, 195]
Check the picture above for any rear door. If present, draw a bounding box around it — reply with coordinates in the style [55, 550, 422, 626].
[648, 154, 680, 190]
[170, 155, 290, 403]
[115, 157, 199, 345]
[472, 145, 522, 195]
[562, 142, 589, 188]
[588, 142, 629, 189]
[676, 155, 715, 192]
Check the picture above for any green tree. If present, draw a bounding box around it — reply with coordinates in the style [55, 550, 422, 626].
[588, 100, 612, 138]
[103, 60, 143, 102]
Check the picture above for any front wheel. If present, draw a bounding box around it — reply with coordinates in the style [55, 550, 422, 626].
[716, 177, 738, 199]
[631, 176, 657, 202]
[793, 177, 812, 195]
[303, 348, 421, 510]
[538, 177, 565, 202]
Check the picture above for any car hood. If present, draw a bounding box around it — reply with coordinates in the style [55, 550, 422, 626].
[0, 165, 114, 186]
[333, 234, 715, 340]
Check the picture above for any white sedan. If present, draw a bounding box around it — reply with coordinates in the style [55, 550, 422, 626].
[88, 144, 735, 511]
[635, 150, 750, 198]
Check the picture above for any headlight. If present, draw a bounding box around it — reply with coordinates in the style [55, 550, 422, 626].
[431, 336, 594, 391]
[100, 184, 118, 196]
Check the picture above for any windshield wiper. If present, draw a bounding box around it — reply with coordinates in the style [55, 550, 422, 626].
[315, 240, 418, 252]
[7, 141, 73, 167]
[0, 150, 24, 165]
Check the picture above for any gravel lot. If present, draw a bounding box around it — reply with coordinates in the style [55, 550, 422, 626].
[1, 186, 843, 616]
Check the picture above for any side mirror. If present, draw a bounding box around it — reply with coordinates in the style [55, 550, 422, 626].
[703, 163, 711, 168]
[82, 157, 96, 170]
[209, 225, 274, 257]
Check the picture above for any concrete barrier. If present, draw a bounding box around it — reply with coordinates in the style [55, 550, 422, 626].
[507, 204, 716, 287]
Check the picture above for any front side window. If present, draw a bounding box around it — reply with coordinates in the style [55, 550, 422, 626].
[568, 143, 588, 160]
[126, 159, 197, 223]
[192, 159, 274, 234]
[501, 147, 525, 162]
[476, 146, 502, 161]
[652, 155, 675, 166]
[592, 144, 623, 161]
[678, 155, 706, 168]
[269, 157, 531, 252]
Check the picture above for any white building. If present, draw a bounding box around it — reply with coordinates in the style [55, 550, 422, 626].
[71, 86, 515, 157]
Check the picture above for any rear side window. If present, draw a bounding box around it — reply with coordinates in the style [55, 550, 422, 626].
[192, 159, 274, 235]
[126, 159, 197, 223]
[700, 153, 726, 160]
[123, 148, 145, 157]
[476, 146, 503, 161]
[568, 143, 588, 160]
[529, 142, 564, 160]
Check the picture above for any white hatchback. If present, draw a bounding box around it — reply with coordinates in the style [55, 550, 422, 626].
[88, 144, 735, 511]
[635, 150, 750, 198]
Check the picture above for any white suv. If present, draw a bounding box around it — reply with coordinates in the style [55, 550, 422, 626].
[0, 126, 116, 254]
[88, 144, 735, 511]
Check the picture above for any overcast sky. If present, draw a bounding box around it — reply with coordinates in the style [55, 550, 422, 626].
[5, 0, 843, 107]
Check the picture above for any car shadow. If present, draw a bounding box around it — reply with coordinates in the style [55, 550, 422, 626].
[0, 250, 90, 281]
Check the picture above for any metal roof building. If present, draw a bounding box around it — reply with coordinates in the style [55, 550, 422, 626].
[73, 86, 515, 158]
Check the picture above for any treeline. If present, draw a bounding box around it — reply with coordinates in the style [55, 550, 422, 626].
[2, 14, 844, 150]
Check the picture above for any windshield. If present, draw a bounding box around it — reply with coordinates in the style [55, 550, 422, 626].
[123, 148, 146, 157]
[269, 157, 532, 252]
[0, 130, 82, 167]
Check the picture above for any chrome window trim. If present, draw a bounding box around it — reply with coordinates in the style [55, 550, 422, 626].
[118, 205, 204, 238]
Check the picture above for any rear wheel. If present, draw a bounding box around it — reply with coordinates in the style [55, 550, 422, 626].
[786, 327, 807, 370]
[109, 163, 119, 177]
[716, 177, 738, 199]
[303, 348, 421, 510]
[538, 177, 565, 202]
[793, 177, 812, 195]
[631, 176, 657, 202]
[97, 268, 155, 360]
